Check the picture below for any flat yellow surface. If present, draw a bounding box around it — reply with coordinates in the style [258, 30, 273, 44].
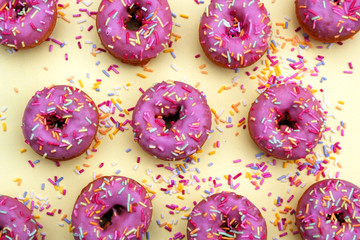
[0, 0, 359, 239]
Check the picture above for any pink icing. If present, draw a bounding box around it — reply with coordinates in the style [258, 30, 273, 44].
[187, 192, 267, 239]
[248, 83, 325, 160]
[296, 0, 360, 42]
[296, 179, 360, 239]
[0, 0, 57, 49]
[132, 81, 212, 161]
[96, 0, 172, 65]
[22, 85, 99, 160]
[0, 195, 38, 240]
[199, 0, 272, 69]
[71, 176, 152, 240]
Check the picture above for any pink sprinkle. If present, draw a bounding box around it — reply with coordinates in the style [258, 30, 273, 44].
[77, 41, 82, 49]
[194, 54, 200, 58]
[349, 62, 353, 69]
[75, 35, 82, 40]
[99, 163, 104, 168]
[88, 25, 93, 31]
[49, 44, 53, 52]
[344, 71, 353, 74]
[65, 53, 68, 61]
[28, 160, 35, 168]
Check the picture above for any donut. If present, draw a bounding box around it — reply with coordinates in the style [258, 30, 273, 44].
[295, 0, 360, 42]
[187, 191, 267, 239]
[296, 179, 360, 239]
[96, 0, 172, 65]
[22, 85, 99, 161]
[0, 195, 38, 239]
[0, 0, 57, 49]
[199, 0, 272, 69]
[248, 83, 325, 160]
[71, 176, 153, 240]
[132, 81, 212, 161]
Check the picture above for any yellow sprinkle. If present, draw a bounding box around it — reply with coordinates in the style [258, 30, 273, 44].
[283, 162, 287, 168]
[2, 122, 6, 131]
[109, 133, 113, 140]
[208, 151, 216, 155]
[20, 148, 27, 153]
[180, 14, 189, 19]
[177, 195, 185, 200]
[338, 100, 344, 105]
[79, 80, 84, 88]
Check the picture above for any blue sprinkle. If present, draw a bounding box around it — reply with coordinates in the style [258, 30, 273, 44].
[171, 12, 177, 18]
[208, 163, 213, 167]
[102, 70, 110, 77]
[196, 168, 200, 173]
[33, 160, 40, 164]
[125, 148, 131, 153]
[146, 232, 150, 240]
[255, 152, 264, 158]
[170, 51, 176, 58]
[277, 175, 286, 181]
[95, 61, 100, 65]
[41, 184, 45, 190]
[286, 58, 296, 63]
[204, 190, 211, 194]
[108, 92, 115, 96]
[64, 218, 71, 224]
[271, 40, 277, 47]
[23, 192, 27, 198]
[115, 170, 121, 174]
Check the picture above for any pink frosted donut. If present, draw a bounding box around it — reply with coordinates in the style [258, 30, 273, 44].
[296, 179, 360, 239]
[96, 0, 172, 65]
[199, 0, 272, 69]
[0, 195, 38, 240]
[71, 176, 153, 240]
[248, 83, 325, 160]
[187, 192, 267, 239]
[132, 81, 212, 161]
[22, 85, 99, 161]
[0, 0, 57, 49]
[295, 0, 360, 42]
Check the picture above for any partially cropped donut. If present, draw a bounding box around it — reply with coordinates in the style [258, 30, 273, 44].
[296, 179, 360, 239]
[0, 0, 57, 49]
[71, 176, 153, 240]
[248, 83, 325, 160]
[0, 195, 38, 239]
[96, 0, 172, 65]
[22, 85, 99, 161]
[187, 192, 267, 239]
[132, 81, 212, 161]
[295, 0, 360, 42]
[199, 0, 272, 69]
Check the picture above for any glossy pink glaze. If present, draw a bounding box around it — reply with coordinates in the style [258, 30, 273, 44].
[96, 0, 172, 65]
[295, 0, 360, 42]
[296, 179, 360, 239]
[71, 176, 152, 240]
[22, 85, 99, 160]
[187, 192, 267, 239]
[132, 81, 212, 161]
[248, 83, 325, 160]
[0, 195, 38, 240]
[0, 0, 57, 49]
[199, 0, 272, 69]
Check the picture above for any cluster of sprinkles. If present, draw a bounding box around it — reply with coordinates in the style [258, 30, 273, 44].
[0, 106, 7, 132]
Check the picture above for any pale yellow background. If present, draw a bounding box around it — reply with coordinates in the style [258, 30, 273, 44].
[0, 0, 359, 239]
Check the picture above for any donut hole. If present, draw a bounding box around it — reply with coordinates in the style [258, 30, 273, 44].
[326, 212, 346, 226]
[276, 111, 298, 130]
[125, 3, 144, 31]
[99, 205, 125, 230]
[156, 108, 181, 130]
[220, 216, 241, 234]
[226, 10, 249, 39]
[12, 2, 31, 18]
[45, 113, 67, 130]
